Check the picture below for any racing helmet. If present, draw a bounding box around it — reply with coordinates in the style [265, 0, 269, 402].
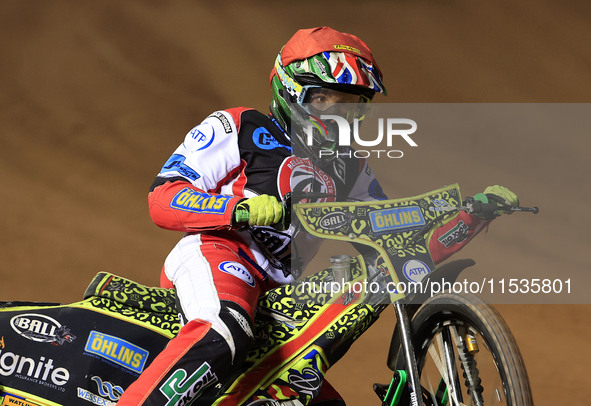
[270, 26, 387, 161]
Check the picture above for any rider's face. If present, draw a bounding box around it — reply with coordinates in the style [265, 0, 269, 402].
[305, 88, 363, 109]
[304, 88, 367, 120]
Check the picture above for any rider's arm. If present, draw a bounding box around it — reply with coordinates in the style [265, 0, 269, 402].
[427, 185, 519, 264]
[148, 110, 246, 232]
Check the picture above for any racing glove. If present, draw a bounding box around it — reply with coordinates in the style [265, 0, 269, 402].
[233, 194, 283, 227]
[474, 185, 519, 218]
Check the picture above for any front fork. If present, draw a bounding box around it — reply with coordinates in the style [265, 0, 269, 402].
[380, 314, 484, 406]
[390, 301, 424, 406]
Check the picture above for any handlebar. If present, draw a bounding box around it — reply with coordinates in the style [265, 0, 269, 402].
[464, 195, 539, 216]
[237, 192, 538, 232]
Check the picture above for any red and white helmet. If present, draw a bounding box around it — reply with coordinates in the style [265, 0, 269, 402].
[270, 27, 387, 161]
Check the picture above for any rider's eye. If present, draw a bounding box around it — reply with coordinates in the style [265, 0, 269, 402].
[311, 95, 327, 104]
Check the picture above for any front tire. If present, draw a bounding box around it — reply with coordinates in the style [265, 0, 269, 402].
[398, 293, 532, 406]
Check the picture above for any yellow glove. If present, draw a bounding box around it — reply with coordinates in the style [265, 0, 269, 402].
[474, 185, 519, 217]
[484, 185, 519, 206]
[234, 195, 283, 227]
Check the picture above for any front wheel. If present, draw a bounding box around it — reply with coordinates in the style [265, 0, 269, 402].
[397, 293, 532, 406]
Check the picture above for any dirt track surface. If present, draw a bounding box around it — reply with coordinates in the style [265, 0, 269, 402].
[2, 2, 590, 404]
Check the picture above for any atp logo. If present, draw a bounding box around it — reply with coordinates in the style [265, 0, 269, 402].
[219, 261, 256, 287]
[184, 123, 216, 151]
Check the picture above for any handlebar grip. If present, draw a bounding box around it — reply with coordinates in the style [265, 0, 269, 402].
[469, 200, 499, 215]
[234, 194, 291, 230]
[234, 208, 250, 224]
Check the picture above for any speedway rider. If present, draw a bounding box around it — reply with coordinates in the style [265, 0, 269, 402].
[117, 27, 518, 406]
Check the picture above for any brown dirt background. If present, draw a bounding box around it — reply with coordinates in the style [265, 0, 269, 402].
[1, 1, 590, 404]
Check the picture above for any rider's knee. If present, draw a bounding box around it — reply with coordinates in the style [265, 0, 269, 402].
[217, 300, 255, 362]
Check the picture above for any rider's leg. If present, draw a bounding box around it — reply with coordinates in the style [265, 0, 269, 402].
[117, 235, 264, 406]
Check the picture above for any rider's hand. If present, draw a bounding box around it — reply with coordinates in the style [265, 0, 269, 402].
[474, 185, 519, 218]
[233, 194, 283, 227]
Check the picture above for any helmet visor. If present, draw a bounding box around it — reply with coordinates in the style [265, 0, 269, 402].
[301, 86, 371, 123]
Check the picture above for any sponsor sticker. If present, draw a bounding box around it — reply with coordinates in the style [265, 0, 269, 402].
[1, 394, 41, 406]
[208, 111, 232, 134]
[278, 156, 336, 203]
[183, 124, 215, 151]
[160, 154, 200, 181]
[319, 211, 349, 231]
[91, 376, 124, 401]
[252, 127, 292, 152]
[76, 375, 123, 405]
[218, 261, 255, 287]
[84, 331, 149, 374]
[369, 206, 425, 233]
[333, 44, 361, 54]
[428, 199, 454, 213]
[170, 188, 231, 214]
[159, 362, 217, 406]
[10, 314, 75, 345]
[438, 220, 469, 248]
[0, 349, 70, 387]
[76, 387, 116, 406]
[402, 260, 431, 283]
[314, 58, 328, 77]
[286, 347, 325, 399]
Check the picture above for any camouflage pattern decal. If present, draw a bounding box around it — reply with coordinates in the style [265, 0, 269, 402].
[294, 184, 461, 255]
[245, 258, 368, 362]
[294, 184, 462, 301]
[80, 272, 181, 337]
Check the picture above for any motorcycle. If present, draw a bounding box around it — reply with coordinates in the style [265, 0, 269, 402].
[0, 184, 537, 406]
